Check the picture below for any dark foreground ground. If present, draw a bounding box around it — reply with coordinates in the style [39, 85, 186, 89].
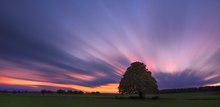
[0, 92, 219, 107]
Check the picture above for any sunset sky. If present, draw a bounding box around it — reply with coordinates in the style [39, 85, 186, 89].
[0, 0, 220, 93]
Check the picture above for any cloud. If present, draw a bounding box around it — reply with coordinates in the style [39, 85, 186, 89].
[0, 0, 220, 92]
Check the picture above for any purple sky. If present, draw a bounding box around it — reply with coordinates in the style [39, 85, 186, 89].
[0, 0, 220, 92]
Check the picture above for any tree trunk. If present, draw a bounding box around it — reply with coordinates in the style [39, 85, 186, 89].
[138, 91, 144, 99]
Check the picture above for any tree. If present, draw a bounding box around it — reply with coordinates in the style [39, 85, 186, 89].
[41, 89, 53, 94]
[41, 89, 47, 94]
[67, 90, 73, 94]
[118, 61, 158, 98]
[91, 91, 100, 94]
[57, 89, 66, 94]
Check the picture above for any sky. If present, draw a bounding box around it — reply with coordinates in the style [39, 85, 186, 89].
[0, 0, 220, 93]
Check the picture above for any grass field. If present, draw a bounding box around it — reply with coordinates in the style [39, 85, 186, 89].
[0, 92, 219, 107]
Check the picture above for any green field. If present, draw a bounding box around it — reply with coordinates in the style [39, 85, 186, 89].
[0, 92, 219, 107]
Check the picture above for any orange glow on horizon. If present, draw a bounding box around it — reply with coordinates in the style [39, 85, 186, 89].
[0, 77, 118, 93]
[207, 82, 220, 87]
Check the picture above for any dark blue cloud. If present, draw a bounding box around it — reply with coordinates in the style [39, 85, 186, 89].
[155, 69, 209, 89]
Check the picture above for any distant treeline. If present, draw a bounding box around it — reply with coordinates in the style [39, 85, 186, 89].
[40, 89, 100, 94]
[1, 86, 219, 94]
[0, 89, 101, 95]
[41, 89, 85, 94]
[160, 86, 220, 94]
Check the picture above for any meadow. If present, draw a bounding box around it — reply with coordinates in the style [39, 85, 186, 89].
[0, 92, 219, 107]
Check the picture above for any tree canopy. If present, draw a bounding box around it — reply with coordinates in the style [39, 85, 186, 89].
[118, 61, 158, 98]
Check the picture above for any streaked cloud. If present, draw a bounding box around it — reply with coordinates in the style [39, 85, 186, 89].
[0, 0, 220, 92]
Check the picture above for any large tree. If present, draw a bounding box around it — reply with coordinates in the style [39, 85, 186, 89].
[118, 61, 158, 98]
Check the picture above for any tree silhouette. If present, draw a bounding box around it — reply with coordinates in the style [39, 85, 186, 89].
[41, 89, 47, 94]
[57, 89, 66, 94]
[67, 90, 73, 94]
[118, 61, 158, 98]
